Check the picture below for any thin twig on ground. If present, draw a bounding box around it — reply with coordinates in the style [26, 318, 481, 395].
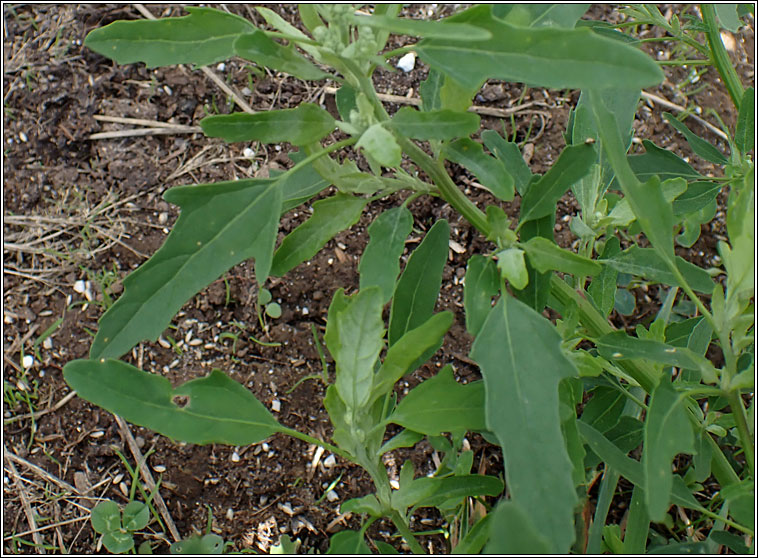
[641, 90, 729, 141]
[4, 445, 46, 553]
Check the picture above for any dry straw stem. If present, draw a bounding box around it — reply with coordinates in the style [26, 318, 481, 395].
[641, 90, 729, 141]
[4, 445, 46, 552]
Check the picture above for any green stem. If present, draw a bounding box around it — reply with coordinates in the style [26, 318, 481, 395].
[727, 390, 755, 478]
[700, 4, 745, 108]
[389, 510, 426, 554]
[279, 426, 353, 462]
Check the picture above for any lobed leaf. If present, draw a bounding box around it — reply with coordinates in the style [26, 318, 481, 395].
[84, 7, 254, 68]
[519, 143, 596, 224]
[471, 295, 578, 553]
[91, 179, 281, 360]
[359, 206, 413, 303]
[626, 139, 704, 182]
[663, 113, 729, 165]
[201, 103, 335, 146]
[389, 107, 480, 141]
[463, 255, 500, 337]
[493, 4, 590, 28]
[351, 13, 492, 40]
[443, 138, 514, 201]
[416, 5, 663, 91]
[64, 360, 280, 445]
[482, 130, 534, 196]
[672, 181, 722, 216]
[234, 31, 328, 80]
[271, 194, 366, 277]
[388, 366, 486, 436]
[643, 380, 695, 521]
[389, 220, 449, 345]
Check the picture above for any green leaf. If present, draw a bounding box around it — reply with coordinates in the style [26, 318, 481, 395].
[389, 366, 485, 436]
[371, 312, 453, 402]
[91, 501, 122, 534]
[672, 181, 722, 216]
[340, 494, 383, 517]
[451, 514, 492, 554]
[588, 236, 621, 317]
[350, 13, 492, 40]
[512, 215, 553, 311]
[356, 123, 401, 168]
[597, 332, 718, 383]
[627, 139, 704, 182]
[378, 429, 424, 456]
[643, 380, 695, 521]
[419, 69, 477, 112]
[609, 177, 687, 227]
[471, 296, 578, 553]
[326, 531, 372, 555]
[84, 7, 254, 68]
[603, 246, 714, 293]
[389, 107, 480, 141]
[122, 501, 150, 532]
[663, 113, 728, 165]
[735, 87, 755, 153]
[325, 287, 384, 410]
[103, 531, 135, 554]
[392, 474, 503, 512]
[443, 138, 514, 201]
[271, 194, 366, 277]
[496, 247, 529, 290]
[170, 534, 225, 554]
[416, 5, 663, 91]
[523, 237, 602, 277]
[482, 130, 534, 196]
[200, 104, 335, 145]
[64, 361, 280, 445]
[493, 4, 590, 28]
[715, 3, 743, 31]
[359, 206, 413, 303]
[581, 387, 625, 433]
[709, 531, 750, 555]
[389, 220, 449, 346]
[279, 152, 331, 213]
[90, 179, 281, 360]
[484, 501, 552, 554]
[463, 255, 500, 337]
[234, 31, 328, 80]
[520, 143, 596, 224]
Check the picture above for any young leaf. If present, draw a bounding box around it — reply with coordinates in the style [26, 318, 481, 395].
[482, 130, 534, 196]
[643, 379, 695, 521]
[597, 332, 718, 383]
[416, 5, 663, 91]
[519, 143, 596, 224]
[603, 246, 714, 294]
[715, 3, 743, 32]
[419, 69, 477, 112]
[325, 287, 385, 410]
[484, 501, 552, 554]
[64, 360, 280, 445]
[255, 6, 322, 62]
[735, 87, 755, 153]
[234, 31, 328, 80]
[271, 194, 366, 277]
[200, 104, 335, 145]
[91, 501, 122, 534]
[278, 152, 331, 212]
[609, 177, 687, 227]
[626, 139, 704, 182]
[356, 124, 401, 168]
[392, 474, 503, 512]
[493, 4, 590, 28]
[451, 514, 492, 555]
[389, 220, 449, 345]
[512, 215, 554, 312]
[359, 206, 413, 303]
[326, 531, 371, 555]
[471, 296, 579, 553]
[443, 138, 514, 201]
[523, 236, 602, 277]
[496, 247, 529, 290]
[388, 366, 486, 436]
[662, 113, 729, 165]
[588, 236, 621, 317]
[371, 312, 454, 401]
[389, 107, 480, 141]
[84, 7, 255, 68]
[122, 502, 150, 532]
[671, 181, 722, 215]
[463, 255, 500, 337]
[90, 179, 281, 360]
[378, 429, 425, 456]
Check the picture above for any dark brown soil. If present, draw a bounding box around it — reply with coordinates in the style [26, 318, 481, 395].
[3, 4, 753, 555]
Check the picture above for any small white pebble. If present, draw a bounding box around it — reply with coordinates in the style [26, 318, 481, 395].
[43, 337, 53, 349]
[271, 399, 281, 412]
[18, 132, 28, 143]
[327, 257, 334, 265]
[323, 454, 336, 468]
[152, 465, 166, 473]
[241, 87, 252, 96]
[326, 490, 339, 502]
[119, 482, 129, 497]
[243, 147, 255, 158]
[216, 62, 226, 72]
[397, 52, 416, 72]
[163, 85, 172, 95]
[90, 431, 105, 438]
[231, 451, 240, 463]
[189, 338, 203, 346]
[301, 307, 309, 315]
[158, 212, 168, 225]
[4, 314, 13, 324]
[226, 508, 234, 521]
[22, 355, 34, 369]
[112, 473, 124, 484]
[262, 442, 269, 452]
[73, 280, 86, 294]
[389, 479, 400, 490]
